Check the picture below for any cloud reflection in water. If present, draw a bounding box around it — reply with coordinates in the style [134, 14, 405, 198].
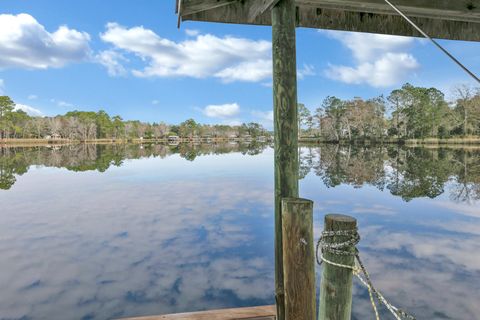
[1, 144, 480, 319]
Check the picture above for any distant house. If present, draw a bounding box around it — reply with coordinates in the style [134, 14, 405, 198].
[242, 135, 253, 141]
[168, 135, 180, 146]
[202, 135, 213, 143]
[45, 133, 61, 140]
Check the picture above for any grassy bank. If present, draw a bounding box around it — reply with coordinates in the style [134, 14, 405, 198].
[299, 136, 480, 145]
[405, 137, 480, 145]
[0, 137, 265, 147]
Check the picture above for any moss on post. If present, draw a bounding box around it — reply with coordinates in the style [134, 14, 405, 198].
[272, 1, 299, 320]
[319, 214, 357, 320]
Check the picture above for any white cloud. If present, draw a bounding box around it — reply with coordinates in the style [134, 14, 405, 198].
[99, 23, 272, 82]
[0, 14, 91, 70]
[96, 50, 127, 76]
[252, 110, 273, 122]
[14, 103, 43, 116]
[327, 31, 414, 61]
[223, 119, 242, 126]
[28, 94, 38, 100]
[0, 79, 4, 94]
[252, 110, 274, 129]
[298, 64, 315, 80]
[203, 103, 240, 118]
[323, 31, 419, 87]
[185, 29, 200, 37]
[51, 99, 74, 108]
[215, 59, 272, 83]
[326, 53, 419, 87]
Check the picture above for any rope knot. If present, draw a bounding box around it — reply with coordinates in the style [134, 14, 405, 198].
[316, 228, 416, 320]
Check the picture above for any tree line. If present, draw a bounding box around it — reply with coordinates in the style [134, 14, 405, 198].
[0, 96, 269, 141]
[298, 83, 480, 141]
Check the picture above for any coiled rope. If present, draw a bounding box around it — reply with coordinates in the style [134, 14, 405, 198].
[316, 229, 416, 320]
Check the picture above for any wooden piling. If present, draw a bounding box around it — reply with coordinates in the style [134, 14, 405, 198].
[281, 198, 315, 320]
[272, 1, 299, 320]
[318, 214, 357, 320]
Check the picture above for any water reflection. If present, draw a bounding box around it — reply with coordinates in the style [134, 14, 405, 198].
[300, 144, 480, 203]
[0, 142, 270, 190]
[0, 146, 275, 319]
[1, 143, 480, 319]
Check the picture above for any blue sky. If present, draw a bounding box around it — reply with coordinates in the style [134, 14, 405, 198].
[0, 0, 478, 128]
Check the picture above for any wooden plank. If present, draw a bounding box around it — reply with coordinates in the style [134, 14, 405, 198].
[282, 198, 315, 320]
[180, 0, 480, 22]
[272, 2, 300, 319]
[299, 0, 480, 22]
[246, 0, 281, 22]
[181, 0, 236, 16]
[181, 3, 480, 41]
[120, 305, 276, 320]
[318, 214, 357, 320]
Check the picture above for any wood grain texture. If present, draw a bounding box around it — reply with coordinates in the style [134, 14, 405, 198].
[120, 305, 276, 320]
[246, 0, 281, 22]
[281, 198, 315, 320]
[272, 1, 300, 320]
[318, 214, 357, 320]
[180, 1, 480, 41]
[299, 0, 480, 22]
[180, 0, 236, 16]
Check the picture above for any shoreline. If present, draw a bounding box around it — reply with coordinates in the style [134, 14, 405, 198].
[298, 137, 480, 146]
[0, 137, 269, 147]
[2, 137, 480, 148]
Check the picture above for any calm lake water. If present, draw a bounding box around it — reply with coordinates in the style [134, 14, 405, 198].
[1, 143, 479, 320]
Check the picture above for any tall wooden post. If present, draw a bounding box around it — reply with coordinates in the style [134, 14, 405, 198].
[272, 1, 299, 320]
[282, 198, 315, 320]
[319, 214, 357, 320]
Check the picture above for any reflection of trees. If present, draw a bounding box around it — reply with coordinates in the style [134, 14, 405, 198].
[449, 149, 480, 203]
[308, 144, 386, 189]
[0, 142, 270, 189]
[172, 142, 270, 161]
[386, 147, 451, 201]
[299, 145, 480, 202]
[0, 148, 29, 190]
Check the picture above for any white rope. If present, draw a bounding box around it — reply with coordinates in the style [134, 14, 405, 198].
[384, 0, 480, 84]
[317, 230, 416, 320]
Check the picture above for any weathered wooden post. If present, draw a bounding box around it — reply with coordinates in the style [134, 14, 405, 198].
[282, 198, 315, 320]
[272, 1, 299, 319]
[319, 214, 357, 320]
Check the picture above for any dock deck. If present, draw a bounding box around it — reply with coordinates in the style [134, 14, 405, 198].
[122, 305, 276, 320]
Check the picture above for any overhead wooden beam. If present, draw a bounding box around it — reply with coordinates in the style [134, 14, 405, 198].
[298, 0, 480, 23]
[247, 0, 282, 22]
[180, 0, 236, 16]
[181, 3, 480, 41]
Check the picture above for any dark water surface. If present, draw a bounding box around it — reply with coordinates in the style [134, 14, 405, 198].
[1, 143, 479, 320]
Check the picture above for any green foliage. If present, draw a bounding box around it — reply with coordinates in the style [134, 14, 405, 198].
[299, 144, 480, 202]
[302, 83, 479, 141]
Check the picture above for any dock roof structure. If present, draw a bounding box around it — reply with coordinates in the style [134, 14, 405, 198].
[174, 2, 478, 320]
[177, 0, 480, 41]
